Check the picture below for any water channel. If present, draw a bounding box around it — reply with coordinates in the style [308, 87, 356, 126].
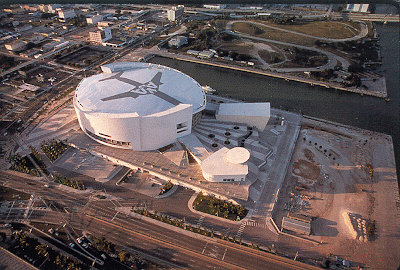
[150, 23, 400, 177]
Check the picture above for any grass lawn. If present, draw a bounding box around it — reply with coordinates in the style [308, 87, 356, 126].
[232, 20, 363, 46]
[217, 42, 254, 55]
[258, 50, 285, 64]
[261, 20, 361, 39]
[232, 22, 318, 47]
[193, 192, 248, 221]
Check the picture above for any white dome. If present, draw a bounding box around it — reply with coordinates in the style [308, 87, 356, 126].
[75, 62, 206, 117]
[226, 147, 250, 164]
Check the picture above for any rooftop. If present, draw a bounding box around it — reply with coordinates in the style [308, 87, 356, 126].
[74, 62, 206, 117]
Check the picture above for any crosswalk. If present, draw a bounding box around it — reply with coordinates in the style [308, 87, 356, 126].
[245, 221, 268, 228]
[197, 215, 205, 226]
[236, 222, 246, 237]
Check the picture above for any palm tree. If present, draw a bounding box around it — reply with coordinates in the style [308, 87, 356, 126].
[36, 244, 50, 258]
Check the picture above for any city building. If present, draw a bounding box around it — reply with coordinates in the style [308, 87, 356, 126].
[345, 4, 369, 13]
[38, 4, 49, 13]
[47, 4, 61, 14]
[97, 21, 113, 29]
[89, 27, 112, 44]
[74, 62, 206, 151]
[168, 36, 188, 48]
[5, 40, 27, 51]
[87, 15, 103, 24]
[203, 4, 226, 9]
[58, 9, 75, 20]
[167, 6, 184, 21]
[198, 50, 215, 59]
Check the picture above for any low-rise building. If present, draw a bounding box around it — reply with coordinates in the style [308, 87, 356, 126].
[168, 36, 187, 48]
[47, 4, 61, 14]
[198, 50, 215, 59]
[58, 9, 75, 20]
[20, 48, 40, 58]
[28, 34, 46, 44]
[203, 4, 226, 9]
[14, 24, 33, 32]
[187, 50, 200, 56]
[97, 21, 113, 29]
[216, 103, 270, 131]
[5, 40, 27, 51]
[345, 4, 369, 13]
[39, 4, 49, 13]
[3, 7, 24, 13]
[201, 147, 250, 182]
[87, 14, 103, 24]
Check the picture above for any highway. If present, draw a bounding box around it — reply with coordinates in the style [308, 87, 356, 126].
[1, 172, 319, 270]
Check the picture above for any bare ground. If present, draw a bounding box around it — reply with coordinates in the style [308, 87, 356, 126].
[273, 120, 400, 269]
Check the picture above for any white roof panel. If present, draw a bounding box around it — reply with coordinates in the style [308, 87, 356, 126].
[218, 103, 270, 117]
[75, 62, 206, 116]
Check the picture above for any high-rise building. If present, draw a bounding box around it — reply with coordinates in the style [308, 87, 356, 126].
[167, 6, 184, 21]
[89, 27, 112, 44]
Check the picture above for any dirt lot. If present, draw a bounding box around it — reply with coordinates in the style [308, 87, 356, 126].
[274, 120, 400, 269]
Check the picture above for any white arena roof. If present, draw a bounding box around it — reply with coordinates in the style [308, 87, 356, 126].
[75, 62, 206, 117]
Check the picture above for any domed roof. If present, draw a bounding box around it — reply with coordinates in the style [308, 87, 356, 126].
[75, 62, 206, 117]
[226, 147, 250, 164]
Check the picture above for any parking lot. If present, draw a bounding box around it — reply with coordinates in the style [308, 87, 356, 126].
[55, 46, 109, 68]
[20, 65, 71, 88]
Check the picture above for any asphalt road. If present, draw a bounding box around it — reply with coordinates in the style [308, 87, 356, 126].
[1, 172, 319, 270]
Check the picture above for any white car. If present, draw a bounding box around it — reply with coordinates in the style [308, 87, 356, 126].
[69, 243, 75, 248]
[82, 243, 88, 248]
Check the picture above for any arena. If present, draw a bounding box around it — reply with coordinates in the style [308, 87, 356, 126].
[74, 62, 206, 151]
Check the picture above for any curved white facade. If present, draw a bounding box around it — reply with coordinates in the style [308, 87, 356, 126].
[201, 147, 249, 182]
[74, 62, 206, 151]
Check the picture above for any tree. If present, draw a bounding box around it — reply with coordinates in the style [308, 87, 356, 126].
[367, 220, 376, 237]
[118, 251, 130, 263]
[36, 244, 50, 258]
[348, 63, 364, 73]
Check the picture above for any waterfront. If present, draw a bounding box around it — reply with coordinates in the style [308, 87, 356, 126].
[150, 23, 399, 176]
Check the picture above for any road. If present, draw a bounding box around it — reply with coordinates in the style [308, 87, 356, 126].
[226, 21, 351, 72]
[228, 20, 369, 43]
[1, 172, 319, 270]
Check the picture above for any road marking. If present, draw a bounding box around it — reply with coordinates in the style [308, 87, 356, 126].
[236, 222, 246, 238]
[201, 242, 208, 255]
[222, 248, 228, 261]
[111, 211, 119, 221]
[197, 215, 205, 226]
